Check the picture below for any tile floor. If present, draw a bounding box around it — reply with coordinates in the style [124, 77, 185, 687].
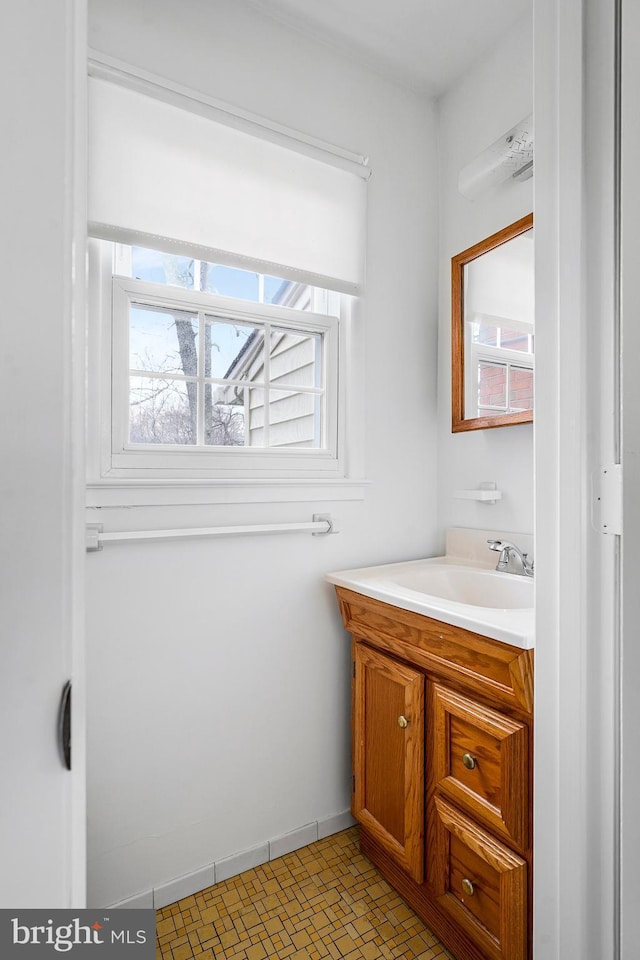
[156, 827, 454, 960]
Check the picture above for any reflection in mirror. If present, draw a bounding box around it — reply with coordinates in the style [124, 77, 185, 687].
[452, 214, 534, 432]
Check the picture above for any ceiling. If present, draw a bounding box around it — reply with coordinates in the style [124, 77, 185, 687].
[244, 0, 531, 96]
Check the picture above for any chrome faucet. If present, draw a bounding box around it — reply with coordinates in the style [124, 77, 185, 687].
[487, 539, 534, 577]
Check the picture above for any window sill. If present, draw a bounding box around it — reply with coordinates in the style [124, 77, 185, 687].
[85, 477, 369, 508]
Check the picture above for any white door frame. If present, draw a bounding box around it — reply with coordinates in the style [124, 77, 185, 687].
[0, 0, 87, 907]
[534, 0, 619, 957]
[69, 0, 89, 907]
[620, 0, 640, 954]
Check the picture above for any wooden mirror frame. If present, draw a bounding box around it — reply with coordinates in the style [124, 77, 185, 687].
[451, 213, 534, 432]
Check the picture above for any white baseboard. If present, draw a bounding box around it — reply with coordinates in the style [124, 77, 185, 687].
[269, 821, 318, 860]
[108, 888, 154, 910]
[154, 863, 215, 910]
[214, 842, 269, 885]
[317, 810, 356, 839]
[106, 808, 355, 910]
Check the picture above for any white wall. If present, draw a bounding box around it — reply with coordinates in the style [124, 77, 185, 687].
[86, 0, 439, 907]
[436, 14, 534, 538]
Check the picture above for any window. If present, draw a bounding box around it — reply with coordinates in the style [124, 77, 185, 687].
[91, 241, 344, 480]
[466, 316, 534, 418]
[86, 71, 367, 499]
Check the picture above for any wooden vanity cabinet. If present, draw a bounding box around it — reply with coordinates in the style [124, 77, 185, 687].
[428, 682, 529, 853]
[337, 586, 533, 960]
[352, 642, 425, 881]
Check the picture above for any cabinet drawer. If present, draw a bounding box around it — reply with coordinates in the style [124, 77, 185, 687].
[430, 796, 527, 960]
[429, 683, 529, 851]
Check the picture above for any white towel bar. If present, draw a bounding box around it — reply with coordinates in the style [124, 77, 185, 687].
[86, 514, 335, 551]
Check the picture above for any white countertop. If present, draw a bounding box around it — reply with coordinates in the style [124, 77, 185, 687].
[327, 553, 534, 650]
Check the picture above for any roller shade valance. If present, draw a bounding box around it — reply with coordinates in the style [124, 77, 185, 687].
[88, 77, 368, 294]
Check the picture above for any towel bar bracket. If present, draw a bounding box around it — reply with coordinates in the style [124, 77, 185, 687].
[86, 524, 103, 552]
[312, 513, 334, 536]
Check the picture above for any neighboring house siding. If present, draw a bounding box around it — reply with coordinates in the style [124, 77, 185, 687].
[214, 281, 324, 449]
[244, 332, 319, 448]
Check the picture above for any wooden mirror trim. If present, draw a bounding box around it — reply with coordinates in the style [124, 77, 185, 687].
[451, 213, 534, 433]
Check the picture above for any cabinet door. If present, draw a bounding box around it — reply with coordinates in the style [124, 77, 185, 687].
[428, 683, 529, 851]
[353, 642, 425, 882]
[429, 796, 527, 960]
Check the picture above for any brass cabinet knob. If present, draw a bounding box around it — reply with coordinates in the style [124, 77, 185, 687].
[461, 878, 475, 896]
[462, 752, 477, 770]
[398, 715, 409, 728]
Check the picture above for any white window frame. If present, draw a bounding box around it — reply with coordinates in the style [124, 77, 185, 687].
[464, 313, 534, 418]
[86, 240, 362, 503]
[468, 344, 535, 416]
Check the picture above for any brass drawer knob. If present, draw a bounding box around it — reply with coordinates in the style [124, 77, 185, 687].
[462, 752, 477, 770]
[398, 715, 409, 728]
[462, 878, 475, 896]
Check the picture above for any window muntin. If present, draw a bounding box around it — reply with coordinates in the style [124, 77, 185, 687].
[470, 317, 534, 354]
[475, 358, 534, 417]
[465, 315, 534, 418]
[121, 293, 328, 451]
[116, 244, 332, 312]
[103, 242, 342, 478]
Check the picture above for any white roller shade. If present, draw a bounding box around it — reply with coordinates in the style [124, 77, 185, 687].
[88, 77, 367, 294]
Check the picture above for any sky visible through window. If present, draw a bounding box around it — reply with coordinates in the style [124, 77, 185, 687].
[120, 244, 332, 449]
[129, 305, 257, 381]
[127, 246, 311, 377]
[130, 246, 288, 303]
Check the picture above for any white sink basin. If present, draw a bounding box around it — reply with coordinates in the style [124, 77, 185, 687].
[388, 563, 533, 610]
[326, 556, 534, 649]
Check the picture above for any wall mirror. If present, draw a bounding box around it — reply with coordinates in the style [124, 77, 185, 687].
[451, 213, 534, 432]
